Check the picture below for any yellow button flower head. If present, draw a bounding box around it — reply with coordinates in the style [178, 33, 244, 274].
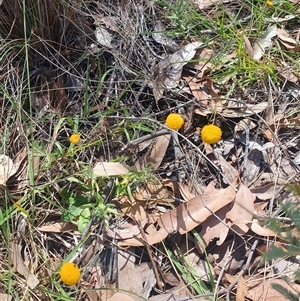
[266, 0, 273, 6]
[201, 124, 222, 144]
[165, 113, 184, 131]
[59, 262, 81, 286]
[69, 133, 80, 144]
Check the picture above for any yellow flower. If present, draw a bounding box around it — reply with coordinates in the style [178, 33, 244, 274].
[69, 133, 80, 144]
[266, 0, 273, 6]
[165, 113, 184, 130]
[201, 124, 222, 144]
[59, 262, 81, 286]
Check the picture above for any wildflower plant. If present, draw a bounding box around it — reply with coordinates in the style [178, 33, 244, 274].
[114, 168, 158, 201]
[61, 170, 118, 233]
[201, 124, 222, 144]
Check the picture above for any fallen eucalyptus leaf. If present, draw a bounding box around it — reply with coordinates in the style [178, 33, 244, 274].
[252, 25, 277, 60]
[93, 161, 130, 176]
[222, 102, 268, 117]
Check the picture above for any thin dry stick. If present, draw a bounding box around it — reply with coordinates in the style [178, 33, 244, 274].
[120, 129, 170, 153]
[179, 240, 259, 301]
[225, 240, 259, 301]
[213, 239, 236, 301]
[136, 221, 164, 291]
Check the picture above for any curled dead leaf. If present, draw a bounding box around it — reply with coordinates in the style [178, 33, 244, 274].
[226, 184, 255, 235]
[93, 161, 130, 176]
[247, 278, 300, 301]
[251, 219, 276, 236]
[152, 41, 203, 101]
[10, 242, 39, 289]
[158, 181, 237, 235]
[107, 293, 136, 301]
[0, 147, 29, 199]
[277, 28, 300, 51]
[222, 102, 268, 118]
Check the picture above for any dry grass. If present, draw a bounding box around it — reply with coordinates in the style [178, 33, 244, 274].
[0, 0, 300, 300]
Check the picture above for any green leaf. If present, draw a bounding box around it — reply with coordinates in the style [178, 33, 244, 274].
[271, 283, 299, 301]
[78, 208, 91, 233]
[295, 269, 300, 282]
[264, 245, 287, 261]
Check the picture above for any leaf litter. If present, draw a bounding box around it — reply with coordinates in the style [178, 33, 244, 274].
[1, 0, 300, 300]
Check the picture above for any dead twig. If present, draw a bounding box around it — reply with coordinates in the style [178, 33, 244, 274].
[225, 240, 259, 301]
[136, 220, 164, 291]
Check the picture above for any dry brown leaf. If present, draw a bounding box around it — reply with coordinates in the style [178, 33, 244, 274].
[178, 182, 198, 202]
[107, 293, 136, 301]
[162, 272, 180, 287]
[193, 0, 232, 9]
[289, 0, 300, 4]
[116, 226, 169, 247]
[214, 153, 238, 184]
[184, 77, 208, 100]
[162, 178, 181, 199]
[252, 25, 277, 60]
[147, 134, 170, 171]
[10, 242, 39, 289]
[119, 196, 149, 223]
[185, 76, 221, 106]
[185, 47, 213, 78]
[234, 119, 257, 132]
[134, 182, 173, 204]
[243, 36, 254, 58]
[278, 68, 299, 83]
[93, 161, 129, 176]
[152, 41, 203, 101]
[153, 21, 178, 51]
[226, 184, 255, 235]
[222, 102, 268, 117]
[184, 251, 214, 281]
[247, 278, 300, 301]
[135, 134, 171, 171]
[199, 204, 231, 250]
[154, 41, 203, 88]
[37, 221, 78, 233]
[85, 290, 101, 301]
[251, 219, 276, 236]
[135, 135, 171, 170]
[0, 147, 29, 200]
[107, 220, 148, 240]
[254, 201, 269, 216]
[0, 155, 16, 185]
[0, 294, 12, 301]
[194, 106, 214, 116]
[117, 249, 155, 300]
[277, 28, 300, 51]
[250, 183, 278, 200]
[114, 181, 240, 247]
[158, 181, 237, 235]
[84, 265, 110, 300]
[236, 276, 248, 301]
[224, 273, 235, 284]
[211, 237, 247, 274]
[150, 294, 207, 301]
